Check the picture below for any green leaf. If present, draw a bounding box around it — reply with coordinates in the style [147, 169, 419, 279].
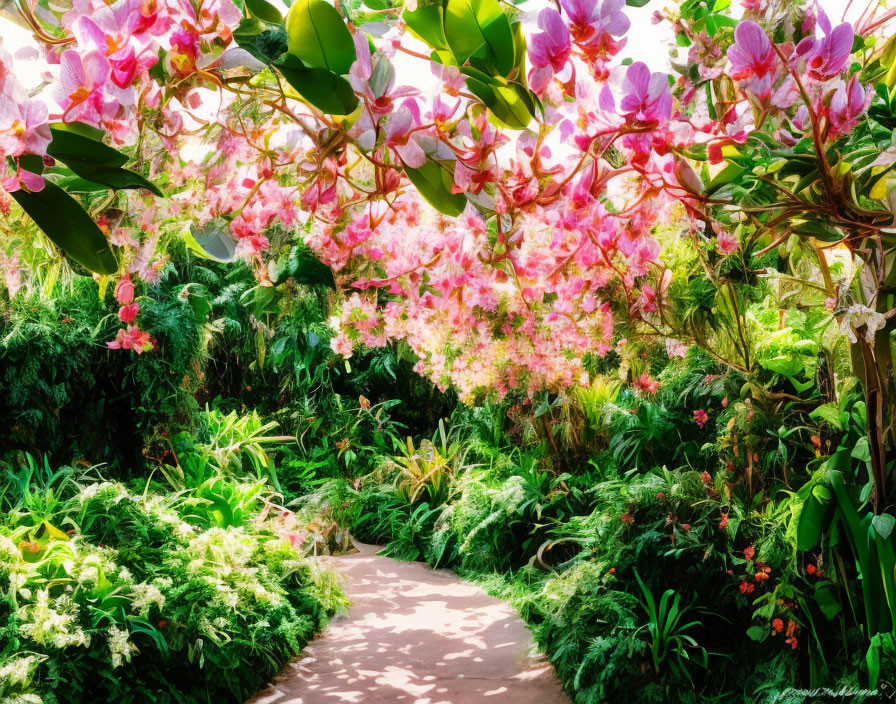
[404, 158, 467, 216]
[444, 0, 515, 76]
[707, 161, 745, 191]
[275, 56, 359, 114]
[809, 402, 843, 430]
[463, 68, 534, 129]
[246, 0, 283, 23]
[403, 2, 450, 52]
[814, 583, 842, 620]
[746, 625, 768, 641]
[48, 125, 127, 168]
[867, 634, 882, 689]
[796, 483, 832, 551]
[289, 250, 336, 288]
[872, 513, 896, 539]
[47, 126, 163, 196]
[11, 180, 118, 275]
[286, 0, 356, 74]
[626, 0, 651, 5]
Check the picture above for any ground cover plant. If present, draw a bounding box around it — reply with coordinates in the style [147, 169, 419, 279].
[2, 0, 896, 701]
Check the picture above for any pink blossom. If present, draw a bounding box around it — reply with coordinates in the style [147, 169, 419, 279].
[118, 303, 140, 323]
[350, 32, 418, 119]
[828, 76, 868, 137]
[385, 105, 426, 168]
[727, 21, 777, 98]
[717, 229, 739, 255]
[619, 62, 672, 125]
[528, 9, 572, 94]
[115, 276, 135, 304]
[794, 13, 854, 81]
[693, 409, 709, 427]
[0, 98, 51, 157]
[107, 324, 152, 353]
[2, 166, 44, 193]
[560, 0, 630, 55]
[57, 49, 112, 127]
[665, 338, 688, 358]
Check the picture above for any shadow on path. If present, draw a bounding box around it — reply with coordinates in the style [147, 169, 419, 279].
[247, 543, 569, 704]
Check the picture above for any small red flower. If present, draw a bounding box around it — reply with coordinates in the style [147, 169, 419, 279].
[771, 618, 784, 633]
[719, 513, 729, 530]
[620, 512, 634, 524]
[118, 303, 140, 323]
[744, 546, 755, 561]
[785, 620, 797, 637]
[739, 581, 755, 594]
[680, 523, 691, 531]
[701, 471, 712, 484]
[754, 571, 769, 583]
[656, 492, 666, 499]
[806, 564, 817, 575]
[785, 636, 798, 649]
[693, 409, 709, 427]
[634, 373, 661, 394]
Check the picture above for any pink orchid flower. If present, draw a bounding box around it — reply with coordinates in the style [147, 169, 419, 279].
[1, 165, 45, 193]
[794, 12, 854, 81]
[72, 15, 155, 91]
[619, 62, 672, 125]
[560, 0, 630, 51]
[0, 97, 51, 157]
[58, 49, 112, 127]
[828, 76, 868, 136]
[528, 8, 572, 94]
[385, 104, 426, 169]
[350, 32, 418, 119]
[727, 21, 777, 98]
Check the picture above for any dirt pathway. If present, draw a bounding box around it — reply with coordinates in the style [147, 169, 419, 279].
[247, 543, 570, 704]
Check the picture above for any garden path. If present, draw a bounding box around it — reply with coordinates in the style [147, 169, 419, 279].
[247, 542, 569, 704]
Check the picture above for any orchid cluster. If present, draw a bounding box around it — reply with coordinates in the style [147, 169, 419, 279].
[1, 0, 895, 400]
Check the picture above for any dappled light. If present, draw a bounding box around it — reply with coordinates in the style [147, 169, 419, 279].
[2, 0, 896, 701]
[249, 545, 566, 704]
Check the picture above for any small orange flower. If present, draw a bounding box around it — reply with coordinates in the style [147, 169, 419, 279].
[771, 618, 784, 633]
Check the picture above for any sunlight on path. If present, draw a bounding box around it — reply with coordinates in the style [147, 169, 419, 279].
[247, 543, 569, 704]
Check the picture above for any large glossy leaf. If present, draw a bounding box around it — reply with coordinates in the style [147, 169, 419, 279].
[403, 2, 450, 52]
[463, 68, 534, 129]
[796, 482, 832, 551]
[275, 56, 359, 114]
[286, 0, 356, 74]
[47, 126, 163, 196]
[246, 0, 282, 22]
[404, 158, 467, 216]
[12, 179, 118, 275]
[444, 0, 515, 75]
[234, 18, 290, 63]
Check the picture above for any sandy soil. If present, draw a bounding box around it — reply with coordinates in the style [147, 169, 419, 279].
[246, 543, 570, 704]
